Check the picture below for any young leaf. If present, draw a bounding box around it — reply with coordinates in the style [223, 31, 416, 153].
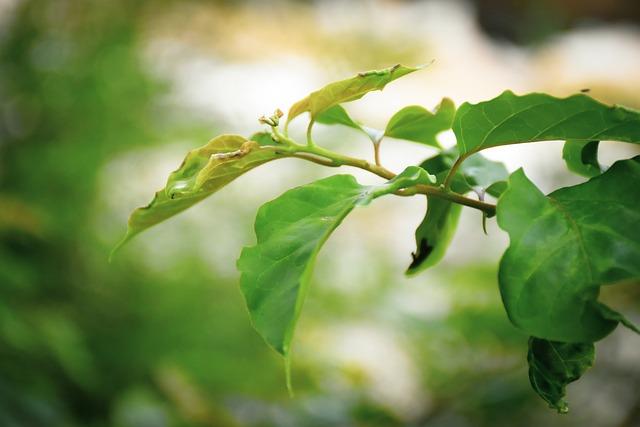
[528, 337, 594, 413]
[249, 131, 278, 146]
[497, 156, 640, 343]
[453, 91, 640, 156]
[286, 64, 422, 126]
[407, 149, 508, 274]
[315, 105, 363, 130]
[112, 134, 283, 254]
[237, 167, 434, 357]
[384, 98, 455, 147]
[562, 140, 602, 178]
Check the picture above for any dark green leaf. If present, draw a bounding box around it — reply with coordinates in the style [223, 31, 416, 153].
[286, 64, 422, 126]
[453, 91, 640, 155]
[407, 198, 462, 275]
[384, 98, 455, 147]
[112, 134, 283, 255]
[497, 157, 640, 342]
[237, 167, 434, 356]
[528, 337, 594, 413]
[407, 149, 509, 274]
[562, 140, 602, 178]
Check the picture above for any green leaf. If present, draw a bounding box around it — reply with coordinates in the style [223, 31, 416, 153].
[528, 337, 594, 413]
[407, 149, 509, 274]
[453, 91, 640, 156]
[286, 64, 422, 126]
[315, 105, 363, 130]
[249, 131, 278, 146]
[384, 98, 455, 147]
[497, 156, 640, 343]
[485, 181, 508, 198]
[407, 198, 462, 274]
[237, 167, 434, 356]
[420, 147, 509, 195]
[112, 134, 283, 255]
[562, 140, 602, 178]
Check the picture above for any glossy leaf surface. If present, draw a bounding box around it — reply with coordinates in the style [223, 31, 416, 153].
[113, 134, 282, 253]
[562, 140, 602, 178]
[497, 157, 640, 342]
[528, 337, 594, 413]
[453, 91, 640, 155]
[286, 64, 421, 125]
[384, 98, 455, 147]
[238, 167, 434, 356]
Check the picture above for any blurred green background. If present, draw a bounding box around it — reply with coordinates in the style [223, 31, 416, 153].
[1, 1, 639, 426]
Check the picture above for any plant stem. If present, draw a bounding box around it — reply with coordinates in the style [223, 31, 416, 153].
[373, 142, 381, 166]
[442, 155, 465, 190]
[306, 119, 316, 147]
[419, 186, 496, 217]
[265, 131, 496, 216]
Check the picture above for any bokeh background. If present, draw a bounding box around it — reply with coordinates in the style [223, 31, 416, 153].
[1, 0, 639, 426]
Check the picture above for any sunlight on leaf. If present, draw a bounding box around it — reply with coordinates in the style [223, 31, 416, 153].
[286, 64, 423, 127]
[112, 134, 284, 256]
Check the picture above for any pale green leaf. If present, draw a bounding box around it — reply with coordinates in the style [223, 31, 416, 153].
[528, 337, 594, 413]
[453, 91, 640, 156]
[286, 64, 422, 126]
[112, 134, 283, 255]
[249, 131, 278, 146]
[497, 156, 640, 342]
[315, 105, 363, 130]
[384, 98, 455, 147]
[237, 167, 434, 356]
[562, 140, 602, 178]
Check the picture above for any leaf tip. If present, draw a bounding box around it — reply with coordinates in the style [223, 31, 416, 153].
[415, 59, 436, 70]
[108, 238, 125, 263]
[555, 401, 570, 414]
[109, 229, 136, 263]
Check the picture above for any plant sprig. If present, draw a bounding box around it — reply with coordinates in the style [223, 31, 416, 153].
[113, 65, 640, 413]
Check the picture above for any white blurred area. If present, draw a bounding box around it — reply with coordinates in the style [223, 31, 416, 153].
[101, 0, 640, 421]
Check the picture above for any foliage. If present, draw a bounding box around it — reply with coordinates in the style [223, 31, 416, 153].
[115, 65, 640, 413]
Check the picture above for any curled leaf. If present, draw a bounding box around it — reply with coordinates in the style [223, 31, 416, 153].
[112, 134, 284, 255]
[528, 337, 594, 413]
[407, 148, 508, 274]
[562, 140, 602, 178]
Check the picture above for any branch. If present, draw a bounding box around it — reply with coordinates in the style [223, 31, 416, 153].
[265, 131, 496, 216]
